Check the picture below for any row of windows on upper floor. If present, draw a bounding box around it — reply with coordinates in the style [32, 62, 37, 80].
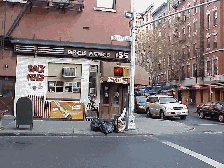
[180, 59, 218, 79]
[163, 58, 218, 80]
[152, 8, 217, 30]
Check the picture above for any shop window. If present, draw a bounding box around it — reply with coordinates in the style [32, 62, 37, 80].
[103, 86, 109, 104]
[0, 80, 14, 97]
[48, 81, 81, 93]
[113, 86, 119, 105]
[89, 65, 98, 96]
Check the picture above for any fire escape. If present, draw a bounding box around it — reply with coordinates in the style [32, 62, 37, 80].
[1, 0, 84, 50]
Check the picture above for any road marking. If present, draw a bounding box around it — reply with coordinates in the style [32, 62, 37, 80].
[162, 141, 224, 168]
[197, 124, 219, 126]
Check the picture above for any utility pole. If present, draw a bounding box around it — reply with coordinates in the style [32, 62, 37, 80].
[127, 0, 136, 130]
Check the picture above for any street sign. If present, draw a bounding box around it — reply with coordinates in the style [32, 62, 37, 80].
[111, 35, 131, 42]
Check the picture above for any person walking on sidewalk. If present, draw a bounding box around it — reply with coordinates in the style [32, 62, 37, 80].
[188, 97, 192, 109]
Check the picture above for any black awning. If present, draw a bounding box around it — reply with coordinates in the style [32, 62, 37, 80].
[10, 38, 131, 52]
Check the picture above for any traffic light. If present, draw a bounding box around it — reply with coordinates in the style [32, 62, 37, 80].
[114, 66, 129, 77]
[114, 67, 123, 77]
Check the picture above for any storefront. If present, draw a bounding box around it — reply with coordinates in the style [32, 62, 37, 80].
[12, 38, 131, 119]
[179, 84, 224, 107]
[100, 62, 149, 119]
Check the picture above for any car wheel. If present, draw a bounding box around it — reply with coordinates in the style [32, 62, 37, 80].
[180, 116, 186, 120]
[199, 112, 205, 119]
[146, 108, 152, 118]
[160, 111, 166, 120]
[218, 114, 224, 122]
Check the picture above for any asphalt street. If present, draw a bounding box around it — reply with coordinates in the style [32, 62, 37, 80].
[1, 108, 224, 167]
[0, 136, 217, 168]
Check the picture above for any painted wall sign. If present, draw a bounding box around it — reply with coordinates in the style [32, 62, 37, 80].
[27, 65, 45, 81]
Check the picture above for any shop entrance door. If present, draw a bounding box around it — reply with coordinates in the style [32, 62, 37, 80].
[0, 78, 15, 115]
[100, 84, 122, 119]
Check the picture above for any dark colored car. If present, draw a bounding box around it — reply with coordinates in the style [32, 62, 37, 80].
[135, 96, 147, 113]
[197, 102, 224, 122]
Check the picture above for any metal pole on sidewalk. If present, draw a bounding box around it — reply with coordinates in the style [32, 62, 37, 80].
[127, 0, 136, 130]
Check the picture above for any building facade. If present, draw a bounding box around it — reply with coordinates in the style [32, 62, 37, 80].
[0, 0, 137, 119]
[137, 0, 224, 107]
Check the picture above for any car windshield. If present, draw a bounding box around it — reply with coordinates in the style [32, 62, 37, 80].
[136, 97, 147, 103]
[159, 97, 177, 104]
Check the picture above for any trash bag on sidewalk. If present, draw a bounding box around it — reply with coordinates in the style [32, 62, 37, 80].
[90, 119, 115, 135]
[90, 118, 102, 131]
[100, 120, 115, 135]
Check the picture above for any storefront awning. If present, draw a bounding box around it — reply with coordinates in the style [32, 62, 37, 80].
[179, 84, 224, 90]
[101, 62, 149, 85]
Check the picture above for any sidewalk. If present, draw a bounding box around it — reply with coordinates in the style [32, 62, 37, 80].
[0, 108, 196, 136]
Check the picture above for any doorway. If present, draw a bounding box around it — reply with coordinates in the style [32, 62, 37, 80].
[0, 78, 15, 115]
[100, 83, 126, 119]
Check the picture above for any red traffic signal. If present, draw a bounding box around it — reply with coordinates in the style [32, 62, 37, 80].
[114, 67, 123, 77]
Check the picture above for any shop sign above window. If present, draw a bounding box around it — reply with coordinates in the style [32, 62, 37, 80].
[14, 45, 130, 61]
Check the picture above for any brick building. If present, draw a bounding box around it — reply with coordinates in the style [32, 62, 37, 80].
[138, 0, 224, 107]
[0, 0, 148, 119]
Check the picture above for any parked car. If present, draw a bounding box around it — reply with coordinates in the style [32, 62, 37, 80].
[135, 96, 147, 113]
[145, 95, 188, 119]
[197, 102, 224, 122]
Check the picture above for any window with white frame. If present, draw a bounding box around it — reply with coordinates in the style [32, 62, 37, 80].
[95, 0, 116, 12]
[187, 65, 190, 78]
[194, 1, 197, 14]
[193, 21, 197, 33]
[187, 46, 190, 58]
[207, 14, 211, 29]
[214, 34, 217, 49]
[207, 37, 210, 48]
[213, 58, 218, 75]
[214, 11, 217, 26]
[187, 26, 191, 37]
[207, 60, 211, 76]
[182, 66, 185, 79]
[193, 63, 197, 77]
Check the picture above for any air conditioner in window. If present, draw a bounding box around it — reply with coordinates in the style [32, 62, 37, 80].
[62, 67, 76, 77]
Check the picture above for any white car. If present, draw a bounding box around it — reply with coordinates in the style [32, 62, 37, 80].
[145, 95, 188, 119]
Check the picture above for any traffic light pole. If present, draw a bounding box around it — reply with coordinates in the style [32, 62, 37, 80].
[126, 0, 136, 130]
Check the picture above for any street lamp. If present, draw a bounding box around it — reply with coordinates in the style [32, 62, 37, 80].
[126, 0, 136, 130]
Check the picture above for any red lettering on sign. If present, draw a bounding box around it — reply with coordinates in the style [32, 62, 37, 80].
[27, 74, 44, 81]
[28, 65, 46, 73]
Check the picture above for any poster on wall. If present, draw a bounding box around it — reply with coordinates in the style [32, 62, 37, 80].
[50, 101, 84, 119]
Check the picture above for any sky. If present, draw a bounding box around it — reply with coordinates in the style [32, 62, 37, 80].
[134, 0, 166, 13]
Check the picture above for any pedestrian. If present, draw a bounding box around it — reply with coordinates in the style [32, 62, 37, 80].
[188, 97, 192, 109]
